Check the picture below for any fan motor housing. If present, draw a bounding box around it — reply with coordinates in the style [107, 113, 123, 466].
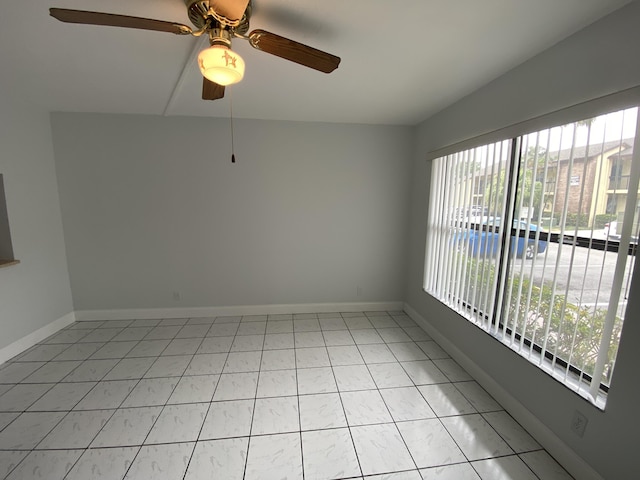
[184, 0, 251, 34]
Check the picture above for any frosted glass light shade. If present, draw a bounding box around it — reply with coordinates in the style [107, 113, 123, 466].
[198, 45, 245, 86]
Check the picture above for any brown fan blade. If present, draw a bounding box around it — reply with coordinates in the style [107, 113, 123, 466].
[202, 79, 225, 100]
[248, 29, 340, 73]
[210, 0, 251, 22]
[49, 8, 192, 35]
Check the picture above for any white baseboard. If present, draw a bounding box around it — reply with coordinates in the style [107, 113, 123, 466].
[403, 302, 603, 480]
[0, 312, 76, 364]
[74, 301, 405, 321]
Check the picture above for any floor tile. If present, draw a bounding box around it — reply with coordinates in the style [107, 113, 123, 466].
[319, 318, 348, 331]
[420, 463, 481, 479]
[125, 339, 171, 357]
[61, 358, 119, 382]
[440, 414, 513, 460]
[230, 335, 264, 352]
[341, 390, 393, 426]
[401, 360, 449, 385]
[333, 365, 376, 391]
[403, 327, 432, 342]
[302, 428, 361, 480]
[377, 328, 412, 343]
[370, 318, 399, 329]
[0, 412, 19, 431]
[260, 349, 296, 371]
[0, 362, 45, 384]
[350, 329, 384, 344]
[0, 411, 66, 449]
[5, 449, 82, 480]
[454, 382, 502, 412]
[100, 320, 135, 328]
[295, 332, 326, 348]
[388, 343, 428, 362]
[296, 347, 331, 368]
[103, 357, 155, 380]
[168, 374, 218, 404]
[130, 319, 161, 328]
[207, 324, 239, 337]
[433, 359, 473, 382]
[159, 318, 189, 326]
[185, 353, 227, 375]
[299, 393, 347, 430]
[367, 471, 423, 479]
[188, 317, 216, 325]
[79, 328, 123, 343]
[91, 406, 162, 447]
[322, 330, 355, 346]
[263, 333, 295, 350]
[185, 438, 248, 480]
[482, 411, 540, 453]
[161, 338, 202, 356]
[121, 377, 178, 407]
[176, 324, 211, 338]
[358, 344, 397, 364]
[74, 380, 138, 410]
[200, 399, 254, 439]
[144, 355, 191, 377]
[368, 362, 413, 388]
[379, 386, 436, 421]
[112, 327, 153, 342]
[265, 320, 293, 334]
[42, 329, 91, 344]
[0, 384, 52, 411]
[36, 409, 113, 449]
[345, 317, 374, 330]
[418, 384, 477, 417]
[245, 432, 303, 480]
[519, 450, 574, 479]
[396, 418, 466, 468]
[267, 314, 292, 321]
[124, 442, 193, 479]
[90, 341, 138, 359]
[0, 451, 28, 479]
[145, 403, 208, 443]
[197, 336, 233, 354]
[294, 319, 321, 332]
[28, 382, 95, 411]
[144, 325, 181, 340]
[417, 341, 450, 360]
[350, 423, 415, 476]
[54, 343, 105, 361]
[22, 361, 81, 383]
[65, 446, 139, 480]
[212, 372, 258, 401]
[257, 369, 297, 397]
[251, 396, 299, 434]
[237, 322, 267, 335]
[243, 315, 267, 322]
[472, 455, 538, 480]
[297, 367, 338, 394]
[223, 351, 262, 373]
[17, 344, 69, 362]
[327, 345, 364, 366]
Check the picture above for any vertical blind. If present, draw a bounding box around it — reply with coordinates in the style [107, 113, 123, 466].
[424, 106, 639, 408]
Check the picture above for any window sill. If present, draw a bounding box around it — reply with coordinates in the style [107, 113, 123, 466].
[0, 259, 20, 268]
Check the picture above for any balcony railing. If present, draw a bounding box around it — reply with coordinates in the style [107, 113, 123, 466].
[609, 175, 630, 191]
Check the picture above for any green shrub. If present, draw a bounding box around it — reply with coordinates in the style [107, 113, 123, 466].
[594, 214, 618, 229]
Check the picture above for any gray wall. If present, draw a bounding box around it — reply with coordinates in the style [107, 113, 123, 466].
[52, 114, 412, 311]
[405, 2, 640, 478]
[0, 96, 73, 349]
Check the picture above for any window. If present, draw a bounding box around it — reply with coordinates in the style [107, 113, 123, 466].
[424, 106, 639, 408]
[0, 174, 17, 267]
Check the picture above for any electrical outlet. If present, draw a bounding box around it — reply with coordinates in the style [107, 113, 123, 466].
[172, 291, 181, 301]
[570, 410, 588, 437]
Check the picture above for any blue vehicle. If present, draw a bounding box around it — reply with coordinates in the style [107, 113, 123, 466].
[456, 217, 547, 259]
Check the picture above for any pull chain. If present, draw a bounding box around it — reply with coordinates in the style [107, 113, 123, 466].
[230, 90, 236, 163]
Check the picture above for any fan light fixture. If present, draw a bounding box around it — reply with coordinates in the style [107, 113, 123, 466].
[198, 45, 245, 86]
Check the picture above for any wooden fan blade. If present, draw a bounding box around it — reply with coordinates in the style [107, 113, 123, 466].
[248, 30, 340, 73]
[210, 0, 251, 22]
[202, 78, 225, 100]
[49, 8, 192, 35]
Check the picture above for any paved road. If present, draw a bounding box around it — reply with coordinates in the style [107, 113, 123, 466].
[521, 237, 635, 318]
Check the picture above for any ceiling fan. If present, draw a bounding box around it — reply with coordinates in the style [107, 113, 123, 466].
[49, 0, 341, 101]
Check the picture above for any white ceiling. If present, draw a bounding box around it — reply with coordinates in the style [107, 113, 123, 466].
[0, 0, 631, 125]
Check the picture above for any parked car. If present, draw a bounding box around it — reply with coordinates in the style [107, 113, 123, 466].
[455, 217, 547, 259]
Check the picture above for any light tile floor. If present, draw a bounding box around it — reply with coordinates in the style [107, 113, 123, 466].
[0, 311, 574, 480]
